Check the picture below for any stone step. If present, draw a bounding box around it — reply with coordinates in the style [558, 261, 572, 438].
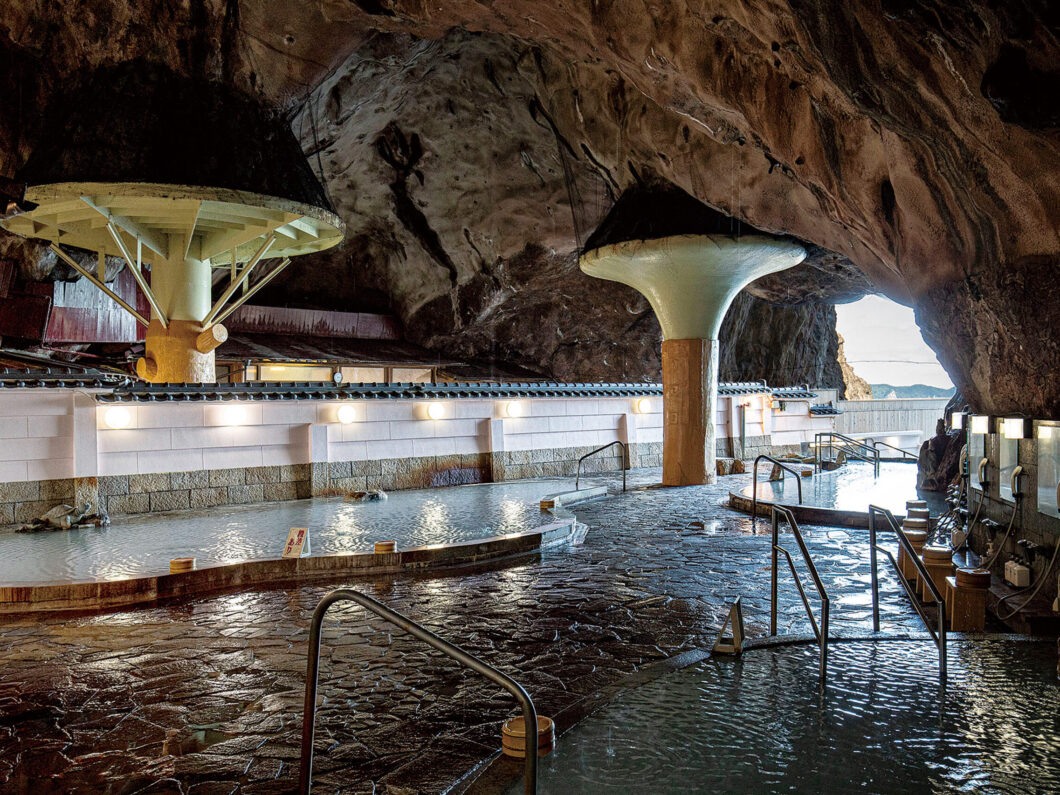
[539, 486, 609, 509]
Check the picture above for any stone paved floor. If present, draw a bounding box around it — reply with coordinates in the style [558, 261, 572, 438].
[0, 469, 926, 793]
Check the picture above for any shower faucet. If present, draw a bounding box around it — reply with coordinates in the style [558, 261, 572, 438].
[1011, 466, 1025, 499]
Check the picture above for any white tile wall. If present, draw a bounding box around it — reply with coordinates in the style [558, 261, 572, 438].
[0, 390, 829, 486]
[0, 392, 75, 481]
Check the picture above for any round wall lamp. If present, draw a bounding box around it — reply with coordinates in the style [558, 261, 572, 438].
[426, 402, 446, 420]
[337, 405, 357, 424]
[103, 406, 132, 429]
[635, 398, 653, 414]
[505, 401, 525, 418]
[222, 405, 246, 426]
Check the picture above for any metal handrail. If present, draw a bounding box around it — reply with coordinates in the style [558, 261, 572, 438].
[814, 432, 880, 476]
[865, 437, 919, 462]
[770, 505, 830, 677]
[868, 505, 947, 683]
[299, 588, 538, 794]
[575, 440, 627, 491]
[751, 455, 804, 520]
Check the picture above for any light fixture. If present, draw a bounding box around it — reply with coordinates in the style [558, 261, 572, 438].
[635, 398, 653, 414]
[337, 405, 356, 424]
[103, 406, 131, 429]
[1039, 425, 1054, 441]
[222, 405, 246, 426]
[426, 402, 446, 420]
[505, 401, 525, 418]
[970, 415, 991, 435]
[1002, 417, 1031, 440]
[950, 411, 964, 430]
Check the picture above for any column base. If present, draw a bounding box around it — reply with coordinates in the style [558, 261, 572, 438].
[136, 319, 225, 383]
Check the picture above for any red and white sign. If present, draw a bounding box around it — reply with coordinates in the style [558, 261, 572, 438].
[282, 527, 310, 558]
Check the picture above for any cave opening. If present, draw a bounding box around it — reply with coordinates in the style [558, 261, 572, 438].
[835, 294, 954, 401]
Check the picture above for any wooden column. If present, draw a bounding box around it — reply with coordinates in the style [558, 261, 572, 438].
[662, 338, 718, 486]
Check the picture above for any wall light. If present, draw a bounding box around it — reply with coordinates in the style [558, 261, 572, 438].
[635, 398, 653, 414]
[1002, 417, 1031, 440]
[505, 401, 525, 418]
[970, 414, 991, 435]
[426, 402, 446, 420]
[103, 406, 131, 429]
[337, 405, 357, 424]
[222, 405, 246, 426]
[1039, 425, 1054, 441]
[950, 411, 964, 430]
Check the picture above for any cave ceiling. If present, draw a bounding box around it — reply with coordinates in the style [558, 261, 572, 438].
[0, 1, 1058, 412]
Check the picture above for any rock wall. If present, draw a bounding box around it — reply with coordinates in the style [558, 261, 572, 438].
[0, 2, 1057, 410]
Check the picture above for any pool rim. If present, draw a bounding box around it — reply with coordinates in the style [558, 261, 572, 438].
[0, 517, 579, 615]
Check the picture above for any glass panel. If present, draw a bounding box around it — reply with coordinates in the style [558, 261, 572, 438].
[998, 436, 1018, 502]
[341, 366, 386, 384]
[969, 431, 986, 491]
[391, 367, 432, 383]
[1038, 423, 1060, 518]
[257, 364, 334, 382]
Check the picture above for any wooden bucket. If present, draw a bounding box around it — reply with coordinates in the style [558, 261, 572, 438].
[501, 715, 555, 758]
[956, 567, 991, 589]
[169, 557, 195, 574]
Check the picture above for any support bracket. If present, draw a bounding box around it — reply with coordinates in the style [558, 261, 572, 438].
[49, 243, 149, 328]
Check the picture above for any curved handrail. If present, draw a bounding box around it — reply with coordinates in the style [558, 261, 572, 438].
[751, 454, 804, 520]
[575, 440, 627, 491]
[867, 505, 946, 684]
[865, 437, 919, 462]
[814, 432, 880, 476]
[769, 505, 830, 678]
[299, 588, 538, 794]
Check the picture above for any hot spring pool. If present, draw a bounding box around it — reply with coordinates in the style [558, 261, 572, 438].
[515, 638, 1060, 794]
[741, 461, 947, 516]
[0, 478, 575, 584]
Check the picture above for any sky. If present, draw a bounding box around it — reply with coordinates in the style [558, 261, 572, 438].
[835, 295, 954, 388]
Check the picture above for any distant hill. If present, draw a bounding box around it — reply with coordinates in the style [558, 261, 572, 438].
[870, 383, 956, 399]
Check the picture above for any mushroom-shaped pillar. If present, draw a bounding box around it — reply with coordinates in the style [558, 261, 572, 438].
[1, 182, 344, 383]
[581, 234, 806, 485]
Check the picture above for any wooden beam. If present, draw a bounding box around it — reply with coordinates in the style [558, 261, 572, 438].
[183, 201, 203, 261]
[49, 243, 149, 327]
[80, 197, 169, 259]
[210, 258, 292, 327]
[199, 218, 283, 262]
[107, 223, 169, 328]
[202, 234, 276, 326]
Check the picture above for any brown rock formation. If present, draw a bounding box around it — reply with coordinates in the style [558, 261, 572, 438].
[0, 2, 1056, 409]
[837, 333, 872, 400]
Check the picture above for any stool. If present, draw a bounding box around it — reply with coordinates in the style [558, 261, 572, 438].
[906, 499, 928, 511]
[898, 529, 928, 580]
[920, 544, 953, 601]
[907, 507, 931, 521]
[945, 568, 990, 631]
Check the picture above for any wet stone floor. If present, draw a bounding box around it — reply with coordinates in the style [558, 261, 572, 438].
[0, 469, 928, 794]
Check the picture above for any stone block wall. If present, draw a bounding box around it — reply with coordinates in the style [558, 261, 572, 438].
[97, 464, 313, 515]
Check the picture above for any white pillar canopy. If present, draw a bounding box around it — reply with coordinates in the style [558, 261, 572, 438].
[580, 234, 807, 341]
